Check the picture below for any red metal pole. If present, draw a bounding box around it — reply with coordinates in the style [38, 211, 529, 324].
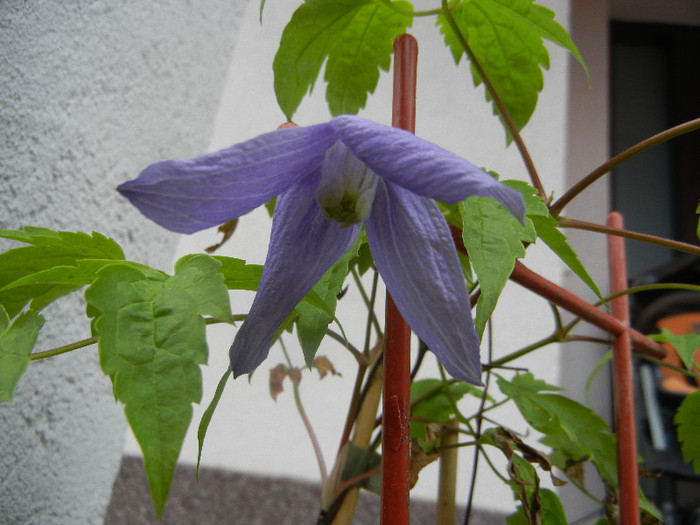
[607, 211, 640, 524]
[381, 33, 417, 525]
[448, 224, 667, 360]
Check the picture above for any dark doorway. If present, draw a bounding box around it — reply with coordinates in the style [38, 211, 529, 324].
[610, 22, 700, 279]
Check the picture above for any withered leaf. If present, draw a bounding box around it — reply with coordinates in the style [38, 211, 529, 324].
[205, 219, 239, 253]
[269, 364, 286, 401]
[314, 355, 341, 379]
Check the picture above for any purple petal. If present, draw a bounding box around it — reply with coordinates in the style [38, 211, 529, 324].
[365, 180, 483, 384]
[118, 122, 338, 233]
[229, 173, 361, 377]
[331, 115, 525, 222]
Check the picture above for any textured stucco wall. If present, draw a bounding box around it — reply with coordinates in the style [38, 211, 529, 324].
[0, 1, 248, 523]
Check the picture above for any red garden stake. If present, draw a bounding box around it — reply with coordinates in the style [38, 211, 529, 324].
[607, 211, 640, 524]
[381, 33, 417, 525]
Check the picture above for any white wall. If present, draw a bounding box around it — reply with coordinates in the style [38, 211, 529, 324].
[120, 0, 576, 516]
[0, 2, 248, 523]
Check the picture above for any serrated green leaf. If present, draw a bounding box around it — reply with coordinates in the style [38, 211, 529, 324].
[498, 180, 603, 301]
[439, 0, 586, 141]
[197, 368, 231, 481]
[652, 328, 700, 372]
[273, 0, 413, 119]
[0, 306, 45, 402]
[532, 214, 604, 301]
[85, 259, 215, 518]
[212, 256, 263, 291]
[460, 196, 531, 337]
[498, 373, 617, 487]
[675, 390, 700, 474]
[170, 254, 233, 324]
[502, 180, 549, 216]
[0, 228, 125, 318]
[296, 236, 362, 367]
[504, 371, 562, 394]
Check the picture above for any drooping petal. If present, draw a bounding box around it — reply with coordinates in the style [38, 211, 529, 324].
[331, 116, 525, 222]
[229, 172, 361, 377]
[118, 122, 338, 233]
[365, 179, 483, 384]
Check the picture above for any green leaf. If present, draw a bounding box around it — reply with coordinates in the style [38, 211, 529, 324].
[508, 488, 567, 525]
[341, 443, 382, 494]
[639, 489, 662, 521]
[498, 180, 603, 301]
[197, 368, 232, 481]
[460, 196, 531, 337]
[0, 227, 125, 318]
[273, 0, 413, 119]
[212, 256, 263, 291]
[652, 329, 700, 372]
[438, 0, 586, 140]
[85, 256, 226, 517]
[354, 237, 374, 275]
[501, 180, 548, 217]
[675, 390, 700, 474]
[170, 255, 234, 324]
[585, 350, 612, 406]
[532, 214, 604, 301]
[0, 306, 45, 402]
[498, 373, 618, 487]
[410, 378, 482, 449]
[296, 236, 362, 367]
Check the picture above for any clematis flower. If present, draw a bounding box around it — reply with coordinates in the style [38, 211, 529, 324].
[118, 115, 525, 384]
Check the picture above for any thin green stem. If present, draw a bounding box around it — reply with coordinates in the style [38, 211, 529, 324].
[559, 218, 700, 257]
[325, 328, 367, 366]
[337, 269, 381, 452]
[551, 117, 700, 216]
[350, 267, 382, 337]
[642, 354, 700, 379]
[464, 321, 494, 525]
[28, 314, 248, 362]
[280, 339, 328, 484]
[440, 0, 546, 201]
[390, 1, 460, 17]
[29, 336, 98, 361]
[489, 333, 560, 367]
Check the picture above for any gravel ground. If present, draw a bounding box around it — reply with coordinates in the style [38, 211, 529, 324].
[105, 456, 507, 524]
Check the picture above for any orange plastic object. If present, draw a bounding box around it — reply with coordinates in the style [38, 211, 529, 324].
[656, 312, 700, 393]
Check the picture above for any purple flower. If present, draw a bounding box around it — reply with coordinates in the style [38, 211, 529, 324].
[118, 115, 525, 384]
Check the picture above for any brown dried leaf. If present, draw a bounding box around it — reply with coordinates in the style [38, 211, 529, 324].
[288, 367, 302, 386]
[205, 219, 239, 253]
[314, 355, 341, 379]
[269, 364, 286, 401]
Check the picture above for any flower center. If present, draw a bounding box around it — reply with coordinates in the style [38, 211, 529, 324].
[315, 142, 379, 227]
